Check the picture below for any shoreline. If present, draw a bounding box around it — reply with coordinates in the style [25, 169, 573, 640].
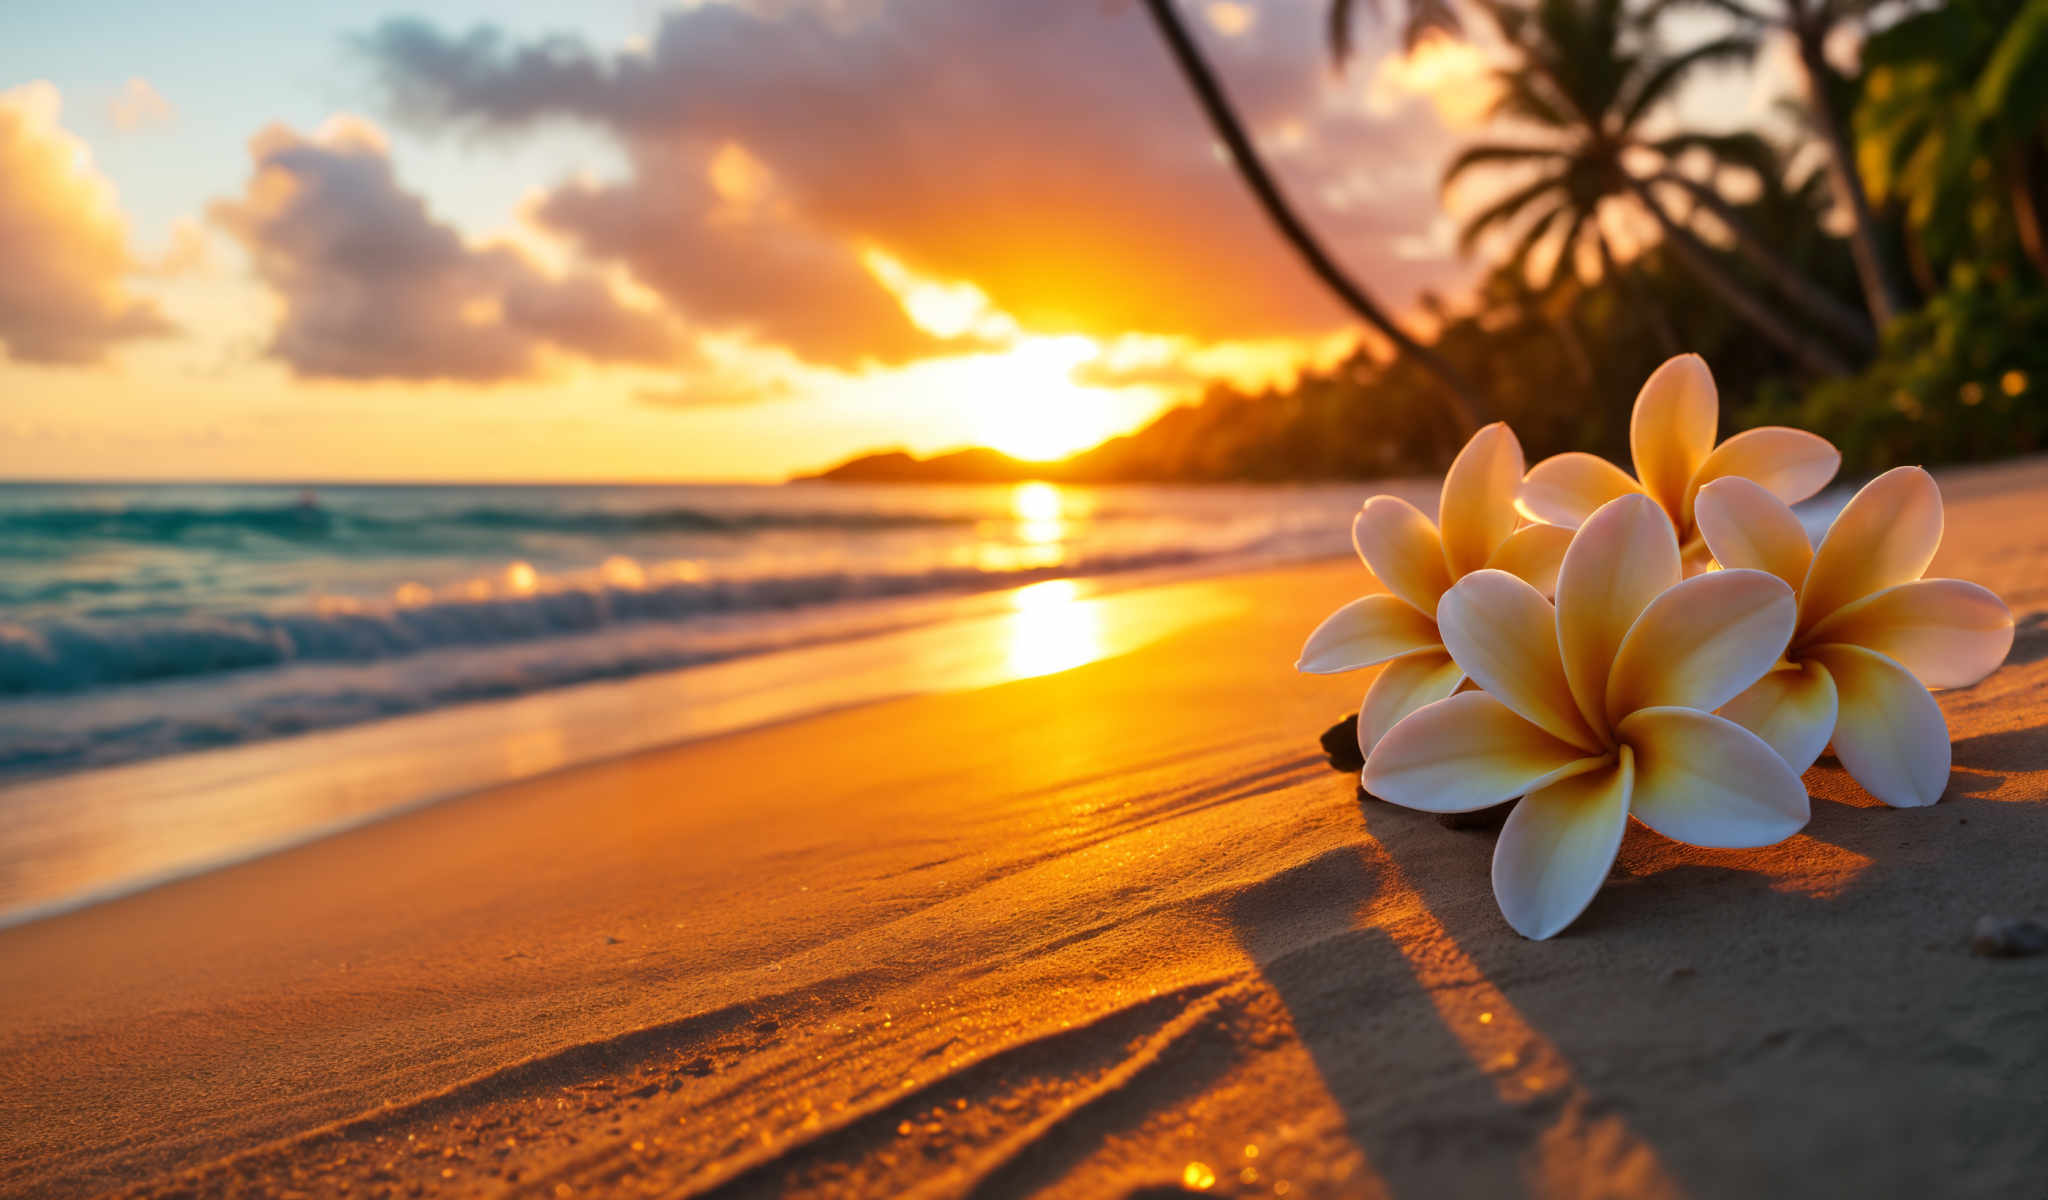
[2, 457, 2043, 1198]
[0, 558, 1269, 928]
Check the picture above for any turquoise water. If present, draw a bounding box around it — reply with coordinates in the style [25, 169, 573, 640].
[0, 480, 1369, 780]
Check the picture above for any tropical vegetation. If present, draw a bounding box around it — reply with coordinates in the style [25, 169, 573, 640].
[823, 0, 2048, 482]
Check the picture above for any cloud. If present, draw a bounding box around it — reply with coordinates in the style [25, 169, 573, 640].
[355, 0, 1471, 369]
[108, 77, 173, 131]
[140, 218, 211, 277]
[208, 116, 688, 382]
[1368, 35, 1501, 128]
[0, 82, 175, 364]
[1207, 3, 1257, 38]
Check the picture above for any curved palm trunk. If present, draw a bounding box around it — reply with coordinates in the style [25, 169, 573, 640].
[1596, 230, 1681, 357]
[1655, 170, 1875, 352]
[2007, 144, 2048, 282]
[1632, 180, 1852, 377]
[1792, 27, 1911, 327]
[1543, 305, 1597, 389]
[1142, 0, 1487, 435]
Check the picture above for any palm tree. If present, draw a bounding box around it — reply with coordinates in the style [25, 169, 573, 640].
[1444, 0, 1855, 376]
[1141, 0, 1488, 434]
[1326, 0, 1465, 64]
[1857, 0, 2048, 282]
[1650, 0, 1914, 328]
[1476, 263, 1598, 389]
[1642, 130, 1875, 348]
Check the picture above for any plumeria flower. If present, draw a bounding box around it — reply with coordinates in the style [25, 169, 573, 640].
[1365, 494, 1811, 939]
[1298, 423, 1574, 756]
[1519, 354, 1841, 572]
[1693, 467, 2014, 807]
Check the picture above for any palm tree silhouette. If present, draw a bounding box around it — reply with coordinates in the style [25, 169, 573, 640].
[1444, 0, 1854, 375]
[1650, 0, 1913, 327]
[1142, 0, 1488, 434]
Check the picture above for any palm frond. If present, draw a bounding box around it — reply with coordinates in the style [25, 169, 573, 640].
[1328, 0, 1465, 70]
[1647, 129, 1779, 177]
[1619, 34, 1757, 130]
[1500, 198, 1576, 278]
[1635, 0, 1771, 29]
[1456, 169, 1572, 256]
[1487, 69, 1579, 129]
[1442, 142, 1573, 189]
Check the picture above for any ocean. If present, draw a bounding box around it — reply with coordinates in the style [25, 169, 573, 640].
[0, 479, 1384, 919]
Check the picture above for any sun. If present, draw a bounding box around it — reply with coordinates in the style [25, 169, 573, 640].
[967, 335, 1129, 461]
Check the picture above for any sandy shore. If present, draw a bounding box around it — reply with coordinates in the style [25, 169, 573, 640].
[3, 458, 2045, 1199]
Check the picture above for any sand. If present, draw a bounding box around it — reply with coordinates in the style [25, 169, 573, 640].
[2, 457, 2045, 1199]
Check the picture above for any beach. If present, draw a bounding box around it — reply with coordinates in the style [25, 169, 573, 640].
[2, 457, 2044, 1199]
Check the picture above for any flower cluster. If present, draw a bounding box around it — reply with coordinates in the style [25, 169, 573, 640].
[1299, 354, 2015, 939]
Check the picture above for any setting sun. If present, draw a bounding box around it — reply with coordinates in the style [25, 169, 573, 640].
[966, 335, 1130, 461]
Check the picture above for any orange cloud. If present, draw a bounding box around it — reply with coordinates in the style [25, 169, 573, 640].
[108, 77, 173, 132]
[1368, 34, 1501, 128]
[0, 82, 174, 364]
[356, 1, 1472, 366]
[209, 116, 687, 382]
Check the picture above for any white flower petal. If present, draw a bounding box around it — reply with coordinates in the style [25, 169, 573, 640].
[1484, 522, 1573, 597]
[1807, 643, 1952, 807]
[1364, 691, 1603, 813]
[1438, 423, 1526, 577]
[1353, 496, 1453, 616]
[1719, 661, 1840, 774]
[1491, 755, 1633, 940]
[1616, 707, 1810, 847]
[1687, 425, 1841, 521]
[1606, 568, 1796, 724]
[1630, 354, 1720, 525]
[1799, 466, 1944, 632]
[1437, 570, 1602, 751]
[1517, 452, 1642, 528]
[1298, 594, 1440, 674]
[1357, 649, 1464, 757]
[1803, 579, 2014, 689]
[1554, 493, 1683, 737]
[1694, 476, 1813, 589]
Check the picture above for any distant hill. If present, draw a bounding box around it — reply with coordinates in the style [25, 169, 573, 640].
[792, 365, 1448, 485]
[797, 447, 1052, 483]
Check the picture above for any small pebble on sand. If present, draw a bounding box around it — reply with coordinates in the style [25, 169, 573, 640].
[1969, 915, 2048, 957]
[1319, 715, 1364, 772]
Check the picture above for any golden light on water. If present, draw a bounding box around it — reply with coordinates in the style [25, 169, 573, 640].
[1003, 579, 1104, 679]
[1011, 481, 1065, 545]
[977, 482, 1070, 572]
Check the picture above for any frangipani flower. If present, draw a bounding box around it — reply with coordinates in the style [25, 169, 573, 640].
[1519, 354, 1841, 571]
[1694, 467, 2014, 807]
[1298, 423, 1574, 755]
[1365, 494, 1811, 939]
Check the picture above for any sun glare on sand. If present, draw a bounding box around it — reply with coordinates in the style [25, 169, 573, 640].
[1005, 578, 1104, 678]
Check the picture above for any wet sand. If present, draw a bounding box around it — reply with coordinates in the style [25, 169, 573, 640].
[2, 457, 2045, 1199]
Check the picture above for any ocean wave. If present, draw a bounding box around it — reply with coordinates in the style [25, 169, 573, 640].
[0, 501, 985, 545]
[0, 546, 1229, 695]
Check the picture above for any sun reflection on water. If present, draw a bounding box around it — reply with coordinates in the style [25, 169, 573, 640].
[1004, 578, 1104, 679]
[977, 481, 1072, 572]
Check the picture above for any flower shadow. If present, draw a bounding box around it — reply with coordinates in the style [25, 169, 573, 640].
[1225, 819, 1687, 1197]
[1951, 721, 2048, 776]
[1328, 768, 2048, 1195]
[2002, 611, 2048, 668]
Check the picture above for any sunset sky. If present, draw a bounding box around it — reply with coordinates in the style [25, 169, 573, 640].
[0, 0, 1763, 482]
